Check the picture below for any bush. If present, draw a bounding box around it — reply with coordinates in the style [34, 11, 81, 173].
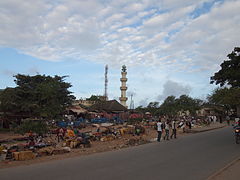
[14, 120, 49, 135]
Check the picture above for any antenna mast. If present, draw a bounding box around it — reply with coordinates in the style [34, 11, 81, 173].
[130, 94, 134, 110]
[104, 65, 108, 100]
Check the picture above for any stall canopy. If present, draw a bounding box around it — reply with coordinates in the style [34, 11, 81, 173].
[67, 106, 87, 114]
[88, 100, 127, 113]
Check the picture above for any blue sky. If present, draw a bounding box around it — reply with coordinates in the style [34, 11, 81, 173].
[0, 0, 239, 107]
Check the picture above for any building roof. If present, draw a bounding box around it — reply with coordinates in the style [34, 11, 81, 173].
[88, 100, 127, 113]
[67, 105, 87, 114]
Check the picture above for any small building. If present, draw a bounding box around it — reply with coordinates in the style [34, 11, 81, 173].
[88, 100, 128, 120]
[196, 106, 224, 117]
[67, 105, 88, 115]
[88, 100, 127, 113]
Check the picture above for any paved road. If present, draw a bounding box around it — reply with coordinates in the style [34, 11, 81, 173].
[1, 127, 240, 180]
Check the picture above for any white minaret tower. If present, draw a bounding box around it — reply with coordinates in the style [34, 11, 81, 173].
[119, 65, 128, 108]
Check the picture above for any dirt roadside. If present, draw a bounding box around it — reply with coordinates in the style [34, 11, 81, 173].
[0, 123, 226, 169]
[207, 158, 240, 180]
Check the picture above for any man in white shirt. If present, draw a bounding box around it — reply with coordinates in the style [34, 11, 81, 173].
[170, 119, 177, 139]
[164, 120, 170, 140]
[157, 120, 163, 142]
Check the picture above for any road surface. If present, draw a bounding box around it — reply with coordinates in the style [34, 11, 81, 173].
[1, 126, 240, 180]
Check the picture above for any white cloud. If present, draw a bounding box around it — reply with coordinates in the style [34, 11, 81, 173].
[143, 5, 195, 31]
[157, 80, 192, 101]
[0, 0, 239, 75]
[169, 0, 240, 72]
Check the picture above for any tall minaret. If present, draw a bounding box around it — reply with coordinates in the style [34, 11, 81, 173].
[119, 65, 128, 108]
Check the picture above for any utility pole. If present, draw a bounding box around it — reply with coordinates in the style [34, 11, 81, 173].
[130, 94, 134, 110]
[104, 65, 108, 101]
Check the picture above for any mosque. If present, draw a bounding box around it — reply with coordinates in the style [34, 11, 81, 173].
[119, 65, 128, 108]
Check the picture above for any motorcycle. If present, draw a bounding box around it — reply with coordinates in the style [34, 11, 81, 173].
[234, 127, 240, 144]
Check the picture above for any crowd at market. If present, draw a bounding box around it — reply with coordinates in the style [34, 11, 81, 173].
[0, 114, 227, 162]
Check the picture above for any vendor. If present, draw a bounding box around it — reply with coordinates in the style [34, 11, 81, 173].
[74, 128, 79, 136]
[57, 128, 65, 142]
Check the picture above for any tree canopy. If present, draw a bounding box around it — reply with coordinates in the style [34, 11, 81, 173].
[134, 95, 203, 116]
[157, 95, 202, 116]
[145, 101, 159, 115]
[209, 47, 240, 116]
[208, 87, 240, 113]
[0, 74, 75, 120]
[86, 95, 105, 101]
[157, 96, 178, 116]
[210, 47, 240, 87]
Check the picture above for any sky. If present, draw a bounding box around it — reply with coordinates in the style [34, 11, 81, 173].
[0, 0, 240, 107]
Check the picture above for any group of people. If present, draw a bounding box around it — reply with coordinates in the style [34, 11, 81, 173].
[156, 119, 177, 142]
[56, 127, 91, 147]
[56, 127, 83, 142]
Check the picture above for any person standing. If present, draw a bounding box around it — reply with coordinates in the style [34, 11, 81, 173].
[164, 121, 170, 140]
[226, 115, 230, 126]
[179, 119, 186, 133]
[170, 119, 177, 139]
[187, 119, 192, 129]
[219, 115, 223, 123]
[57, 128, 64, 142]
[157, 120, 163, 142]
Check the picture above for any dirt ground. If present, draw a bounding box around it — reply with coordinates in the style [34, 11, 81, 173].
[0, 123, 224, 169]
[0, 132, 25, 141]
[208, 158, 240, 180]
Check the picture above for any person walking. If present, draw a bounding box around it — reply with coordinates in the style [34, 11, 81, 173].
[187, 119, 192, 129]
[157, 119, 163, 142]
[170, 119, 177, 139]
[164, 120, 170, 140]
[226, 115, 230, 126]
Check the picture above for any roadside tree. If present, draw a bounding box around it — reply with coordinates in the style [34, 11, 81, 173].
[176, 95, 203, 115]
[157, 96, 178, 116]
[0, 74, 75, 123]
[210, 47, 240, 87]
[210, 47, 240, 116]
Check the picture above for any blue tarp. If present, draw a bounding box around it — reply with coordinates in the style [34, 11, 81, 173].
[57, 118, 86, 128]
[73, 120, 85, 127]
[112, 116, 124, 124]
[77, 117, 85, 123]
[91, 118, 109, 123]
[57, 121, 67, 128]
[57, 117, 123, 126]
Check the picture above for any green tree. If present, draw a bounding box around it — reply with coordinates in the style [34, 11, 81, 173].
[208, 87, 240, 113]
[135, 105, 145, 113]
[210, 47, 240, 116]
[0, 88, 18, 114]
[0, 74, 75, 120]
[157, 95, 202, 116]
[147, 102, 159, 108]
[176, 95, 203, 115]
[15, 120, 49, 135]
[86, 95, 105, 101]
[210, 47, 240, 87]
[157, 96, 178, 116]
[146, 101, 159, 115]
